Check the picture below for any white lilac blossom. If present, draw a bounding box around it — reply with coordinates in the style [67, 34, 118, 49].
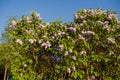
[97, 21, 103, 24]
[72, 40, 76, 43]
[107, 13, 113, 20]
[104, 21, 109, 24]
[57, 44, 64, 51]
[72, 56, 76, 60]
[42, 35, 47, 38]
[61, 32, 65, 36]
[51, 36, 55, 40]
[41, 43, 46, 47]
[26, 17, 32, 23]
[39, 24, 46, 29]
[74, 14, 79, 20]
[67, 36, 70, 39]
[11, 20, 17, 27]
[9, 25, 12, 28]
[54, 34, 57, 37]
[80, 15, 85, 20]
[41, 41, 51, 49]
[88, 9, 95, 16]
[46, 41, 51, 48]
[25, 30, 31, 34]
[103, 21, 112, 31]
[81, 30, 95, 35]
[58, 31, 62, 36]
[103, 24, 110, 31]
[16, 39, 23, 45]
[52, 34, 58, 39]
[64, 51, 68, 56]
[35, 12, 40, 17]
[38, 39, 43, 44]
[109, 52, 114, 55]
[107, 38, 115, 44]
[78, 34, 85, 40]
[91, 75, 95, 80]
[68, 49, 73, 54]
[80, 23, 84, 26]
[20, 73, 23, 76]
[72, 65, 76, 71]
[37, 16, 42, 21]
[68, 27, 76, 32]
[24, 64, 27, 67]
[61, 32, 65, 35]
[82, 20, 86, 24]
[59, 44, 64, 48]
[67, 68, 71, 74]
[29, 39, 36, 44]
[57, 31, 65, 37]
[80, 50, 87, 55]
[35, 12, 42, 20]
[64, 49, 72, 56]
[31, 32, 35, 35]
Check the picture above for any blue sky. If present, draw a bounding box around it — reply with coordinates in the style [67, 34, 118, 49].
[0, 0, 120, 37]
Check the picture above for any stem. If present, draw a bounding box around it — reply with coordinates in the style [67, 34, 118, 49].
[86, 64, 89, 80]
[35, 55, 40, 79]
[4, 64, 8, 80]
[86, 68, 89, 80]
[35, 55, 38, 65]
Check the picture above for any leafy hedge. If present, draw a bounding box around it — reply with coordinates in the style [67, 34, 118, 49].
[0, 8, 120, 80]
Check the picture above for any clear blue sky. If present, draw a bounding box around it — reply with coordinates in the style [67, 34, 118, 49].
[0, 0, 120, 37]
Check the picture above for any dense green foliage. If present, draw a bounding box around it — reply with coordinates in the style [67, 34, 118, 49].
[0, 8, 120, 80]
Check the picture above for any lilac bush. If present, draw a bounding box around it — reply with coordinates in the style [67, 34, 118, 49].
[1, 8, 120, 80]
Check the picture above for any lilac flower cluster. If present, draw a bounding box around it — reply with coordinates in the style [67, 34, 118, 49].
[67, 27, 76, 32]
[16, 39, 23, 45]
[55, 44, 64, 51]
[64, 49, 73, 56]
[10, 20, 17, 28]
[80, 50, 87, 55]
[51, 31, 66, 40]
[35, 12, 42, 21]
[78, 34, 85, 40]
[88, 9, 95, 16]
[29, 39, 36, 44]
[26, 17, 32, 23]
[41, 41, 51, 49]
[39, 24, 46, 29]
[81, 30, 95, 35]
[67, 65, 76, 74]
[25, 29, 31, 34]
[107, 38, 116, 44]
[72, 56, 76, 61]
